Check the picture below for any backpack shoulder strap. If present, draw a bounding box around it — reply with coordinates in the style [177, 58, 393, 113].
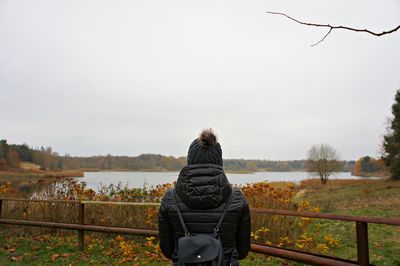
[214, 188, 235, 232]
[172, 189, 190, 235]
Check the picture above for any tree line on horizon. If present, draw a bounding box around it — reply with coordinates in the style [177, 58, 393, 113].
[0, 139, 355, 172]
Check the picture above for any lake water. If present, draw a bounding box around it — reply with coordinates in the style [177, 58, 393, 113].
[80, 171, 361, 191]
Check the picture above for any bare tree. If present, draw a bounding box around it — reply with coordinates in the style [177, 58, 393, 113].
[267, 11, 400, 46]
[307, 144, 342, 184]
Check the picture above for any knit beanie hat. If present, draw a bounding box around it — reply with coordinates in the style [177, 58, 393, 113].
[187, 129, 223, 166]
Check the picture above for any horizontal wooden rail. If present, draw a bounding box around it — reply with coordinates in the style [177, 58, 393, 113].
[81, 201, 160, 206]
[251, 208, 400, 226]
[0, 218, 158, 236]
[0, 198, 80, 204]
[251, 244, 357, 266]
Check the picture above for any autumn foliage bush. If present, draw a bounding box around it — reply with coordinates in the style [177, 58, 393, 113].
[240, 182, 338, 255]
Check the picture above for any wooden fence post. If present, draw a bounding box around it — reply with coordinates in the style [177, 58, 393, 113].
[356, 222, 369, 266]
[78, 203, 85, 251]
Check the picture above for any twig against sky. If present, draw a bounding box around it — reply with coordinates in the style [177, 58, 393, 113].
[267, 11, 400, 47]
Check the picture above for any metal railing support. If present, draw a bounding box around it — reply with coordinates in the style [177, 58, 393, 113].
[78, 203, 85, 251]
[356, 222, 369, 266]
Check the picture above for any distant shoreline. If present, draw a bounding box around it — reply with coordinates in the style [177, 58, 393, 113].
[0, 170, 84, 181]
[0, 169, 357, 182]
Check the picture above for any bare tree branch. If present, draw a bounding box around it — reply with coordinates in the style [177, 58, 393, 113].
[311, 28, 332, 47]
[267, 11, 400, 46]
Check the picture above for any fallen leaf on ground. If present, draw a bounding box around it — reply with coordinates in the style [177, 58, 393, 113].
[62, 253, 71, 258]
[8, 246, 16, 253]
[51, 254, 61, 261]
[10, 255, 24, 262]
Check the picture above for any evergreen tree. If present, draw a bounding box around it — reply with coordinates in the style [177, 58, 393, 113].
[0, 143, 4, 159]
[382, 89, 400, 180]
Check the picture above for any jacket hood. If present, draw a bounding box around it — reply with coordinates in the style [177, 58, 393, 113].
[175, 164, 232, 209]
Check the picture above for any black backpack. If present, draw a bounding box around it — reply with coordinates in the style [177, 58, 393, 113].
[172, 189, 234, 266]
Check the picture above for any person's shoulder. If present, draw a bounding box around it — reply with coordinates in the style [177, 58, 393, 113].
[160, 188, 174, 204]
[159, 188, 176, 214]
[231, 187, 245, 198]
[163, 188, 175, 198]
[230, 187, 247, 207]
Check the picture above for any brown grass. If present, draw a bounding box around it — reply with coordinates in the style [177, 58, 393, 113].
[298, 178, 400, 216]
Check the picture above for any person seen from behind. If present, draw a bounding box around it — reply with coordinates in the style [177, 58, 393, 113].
[158, 129, 251, 265]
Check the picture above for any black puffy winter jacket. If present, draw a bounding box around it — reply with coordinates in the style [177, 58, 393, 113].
[158, 164, 251, 265]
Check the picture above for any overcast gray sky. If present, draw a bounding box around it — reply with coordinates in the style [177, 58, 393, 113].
[1, 0, 399, 160]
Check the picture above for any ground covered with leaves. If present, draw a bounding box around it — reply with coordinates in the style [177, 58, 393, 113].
[0, 232, 156, 265]
[0, 230, 278, 265]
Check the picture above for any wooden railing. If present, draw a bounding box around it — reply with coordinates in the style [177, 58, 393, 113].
[1, 198, 399, 266]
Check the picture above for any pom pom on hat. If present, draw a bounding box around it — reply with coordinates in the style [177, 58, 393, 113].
[198, 128, 218, 147]
[187, 129, 223, 166]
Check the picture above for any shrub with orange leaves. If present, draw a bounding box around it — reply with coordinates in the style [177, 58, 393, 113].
[0, 182, 22, 197]
[148, 183, 173, 201]
[241, 181, 339, 255]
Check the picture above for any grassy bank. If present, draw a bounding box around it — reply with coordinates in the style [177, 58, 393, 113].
[298, 178, 400, 265]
